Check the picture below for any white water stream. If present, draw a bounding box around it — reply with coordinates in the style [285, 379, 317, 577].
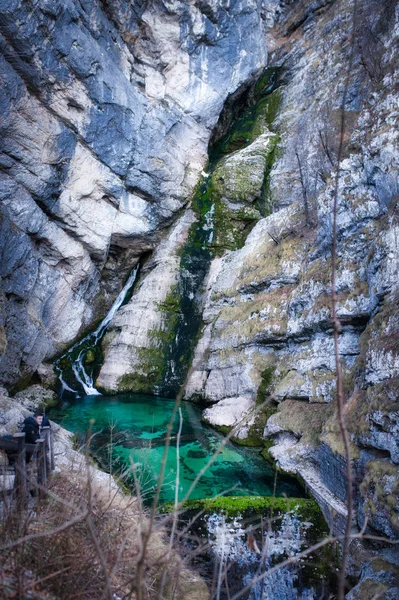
[57, 265, 139, 396]
[203, 203, 215, 246]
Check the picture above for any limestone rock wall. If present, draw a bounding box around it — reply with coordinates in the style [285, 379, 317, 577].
[97, 209, 196, 393]
[185, 0, 399, 559]
[0, 0, 271, 388]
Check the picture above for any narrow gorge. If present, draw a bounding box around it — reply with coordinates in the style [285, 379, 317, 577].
[0, 0, 398, 598]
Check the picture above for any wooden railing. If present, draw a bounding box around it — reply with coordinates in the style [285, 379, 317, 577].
[0, 426, 55, 509]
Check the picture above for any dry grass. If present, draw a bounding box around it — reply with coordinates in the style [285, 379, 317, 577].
[0, 468, 207, 600]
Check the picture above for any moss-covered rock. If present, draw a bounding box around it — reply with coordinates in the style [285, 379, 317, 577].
[359, 460, 399, 539]
[266, 399, 333, 447]
[212, 134, 276, 206]
[14, 384, 58, 412]
[161, 493, 336, 596]
[161, 494, 323, 521]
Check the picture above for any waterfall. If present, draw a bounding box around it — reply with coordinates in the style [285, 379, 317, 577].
[56, 265, 139, 397]
[203, 203, 215, 246]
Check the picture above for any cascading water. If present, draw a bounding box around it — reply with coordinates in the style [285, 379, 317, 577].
[203, 200, 215, 246]
[56, 265, 139, 397]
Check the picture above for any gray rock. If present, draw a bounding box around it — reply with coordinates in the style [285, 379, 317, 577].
[97, 210, 196, 393]
[0, 0, 269, 387]
[14, 385, 58, 413]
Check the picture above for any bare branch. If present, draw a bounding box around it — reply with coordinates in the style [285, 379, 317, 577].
[1, 509, 89, 551]
[330, 1, 359, 598]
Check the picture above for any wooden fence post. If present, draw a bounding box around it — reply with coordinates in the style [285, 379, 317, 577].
[41, 426, 54, 472]
[13, 433, 27, 510]
[50, 427, 55, 471]
[36, 438, 47, 497]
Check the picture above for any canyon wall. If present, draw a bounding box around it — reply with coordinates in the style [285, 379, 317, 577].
[0, 0, 273, 387]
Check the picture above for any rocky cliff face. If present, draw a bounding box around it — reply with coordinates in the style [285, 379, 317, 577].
[0, 0, 272, 388]
[98, 0, 399, 571]
[183, 0, 399, 588]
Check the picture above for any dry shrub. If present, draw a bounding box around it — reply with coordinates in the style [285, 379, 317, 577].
[0, 469, 206, 600]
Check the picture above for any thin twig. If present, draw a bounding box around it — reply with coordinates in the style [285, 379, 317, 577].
[1, 509, 89, 550]
[330, 1, 358, 599]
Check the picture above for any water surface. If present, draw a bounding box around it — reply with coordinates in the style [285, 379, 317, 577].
[51, 394, 304, 504]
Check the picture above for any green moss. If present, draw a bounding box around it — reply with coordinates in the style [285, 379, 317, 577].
[256, 367, 276, 404]
[118, 370, 157, 394]
[258, 133, 280, 215]
[230, 426, 264, 447]
[205, 422, 232, 437]
[116, 286, 183, 394]
[39, 395, 59, 410]
[203, 403, 273, 448]
[161, 495, 330, 546]
[210, 132, 280, 251]
[161, 492, 336, 592]
[84, 349, 96, 364]
[253, 88, 283, 134]
[260, 440, 275, 462]
[205, 68, 283, 253]
[253, 67, 282, 99]
[210, 68, 283, 160]
[211, 199, 259, 253]
[158, 287, 181, 314]
[160, 495, 324, 522]
[273, 399, 333, 448]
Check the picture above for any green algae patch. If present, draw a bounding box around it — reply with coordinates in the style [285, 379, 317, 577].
[161, 495, 326, 530]
[256, 367, 276, 404]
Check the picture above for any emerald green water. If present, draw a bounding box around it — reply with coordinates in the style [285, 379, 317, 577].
[51, 394, 304, 505]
